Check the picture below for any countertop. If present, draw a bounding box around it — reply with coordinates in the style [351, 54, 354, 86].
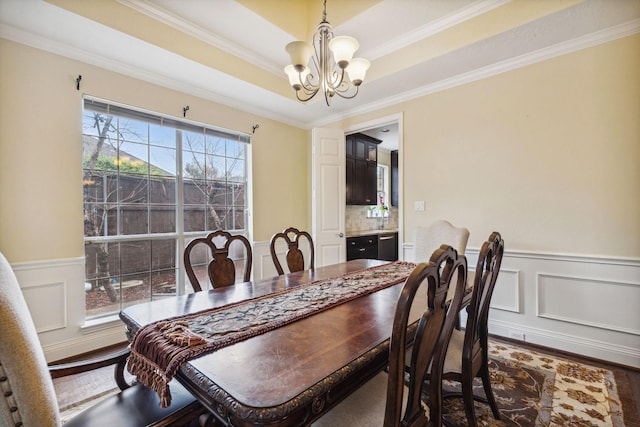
[346, 229, 399, 238]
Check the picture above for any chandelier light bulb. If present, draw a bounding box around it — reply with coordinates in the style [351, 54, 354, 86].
[284, 65, 301, 90]
[346, 58, 370, 86]
[328, 36, 359, 69]
[286, 41, 313, 71]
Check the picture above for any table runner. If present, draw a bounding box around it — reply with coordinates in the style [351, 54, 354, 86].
[128, 261, 416, 407]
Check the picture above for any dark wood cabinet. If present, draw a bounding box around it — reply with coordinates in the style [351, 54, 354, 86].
[347, 236, 378, 261]
[391, 150, 398, 207]
[346, 133, 381, 205]
[347, 232, 398, 261]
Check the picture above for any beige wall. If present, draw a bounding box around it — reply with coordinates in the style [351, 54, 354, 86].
[333, 33, 640, 258]
[1, 30, 638, 364]
[0, 39, 309, 263]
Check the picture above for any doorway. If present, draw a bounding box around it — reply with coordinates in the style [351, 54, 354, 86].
[345, 114, 403, 260]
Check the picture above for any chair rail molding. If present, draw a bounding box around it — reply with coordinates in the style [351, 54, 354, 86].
[10, 247, 640, 367]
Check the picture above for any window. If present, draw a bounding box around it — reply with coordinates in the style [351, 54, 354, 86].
[377, 164, 389, 208]
[82, 98, 250, 319]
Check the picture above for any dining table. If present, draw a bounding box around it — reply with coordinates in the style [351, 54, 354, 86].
[119, 259, 421, 427]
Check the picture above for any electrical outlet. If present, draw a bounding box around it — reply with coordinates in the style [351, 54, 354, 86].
[508, 330, 525, 341]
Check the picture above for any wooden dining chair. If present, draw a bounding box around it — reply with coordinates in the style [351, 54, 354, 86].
[269, 227, 315, 275]
[184, 230, 253, 291]
[312, 246, 468, 427]
[0, 252, 206, 427]
[439, 232, 504, 427]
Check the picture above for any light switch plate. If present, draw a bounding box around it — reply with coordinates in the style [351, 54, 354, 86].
[415, 201, 425, 211]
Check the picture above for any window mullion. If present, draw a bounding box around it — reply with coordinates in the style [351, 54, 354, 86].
[175, 130, 185, 295]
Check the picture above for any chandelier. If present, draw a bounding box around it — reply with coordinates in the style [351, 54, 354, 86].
[284, 0, 370, 106]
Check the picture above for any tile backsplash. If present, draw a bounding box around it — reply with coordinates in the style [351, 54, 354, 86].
[346, 205, 399, 232]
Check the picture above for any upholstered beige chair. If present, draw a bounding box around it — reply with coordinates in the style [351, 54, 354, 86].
[414, 219, 470, 304]
[312, 246, 468, 427]
[413, 220, 470, 262]
[0, 252, 205, 427]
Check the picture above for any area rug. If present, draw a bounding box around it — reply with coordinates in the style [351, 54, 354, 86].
[438, 341, 638, 427]
[59, 340, 639, 426]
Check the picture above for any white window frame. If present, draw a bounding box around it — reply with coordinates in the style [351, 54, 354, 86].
[82, 96, 252, 320]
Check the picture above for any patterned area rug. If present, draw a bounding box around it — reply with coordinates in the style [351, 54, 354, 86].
[438, 341, 638, 427]
[58, 342, 638, 426]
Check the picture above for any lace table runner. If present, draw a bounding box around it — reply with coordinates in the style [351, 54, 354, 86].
[128, 261, 417, 407]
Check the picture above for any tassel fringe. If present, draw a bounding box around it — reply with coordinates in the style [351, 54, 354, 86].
[128, 320, 207, 408]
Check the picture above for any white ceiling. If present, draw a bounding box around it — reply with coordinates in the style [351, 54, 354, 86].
[1, 0, 639, 146]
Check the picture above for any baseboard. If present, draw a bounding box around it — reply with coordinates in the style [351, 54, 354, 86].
[43, 322, 127, 362]
[489, 319, 640, 370]
[490, 334, 640, 373]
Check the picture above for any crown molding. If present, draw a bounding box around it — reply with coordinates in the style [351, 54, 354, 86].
[367, 0, 510, 60]
[314, 18, 640, 128]
[2, 15, 638, 130]
[117, 0, 283, 76]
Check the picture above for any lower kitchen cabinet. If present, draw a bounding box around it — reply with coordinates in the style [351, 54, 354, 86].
[347, 232, 398, 261]
[347, 235, 378, 260]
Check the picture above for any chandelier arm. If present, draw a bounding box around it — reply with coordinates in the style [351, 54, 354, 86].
[326, 69, 346, 93]
[299, 81, 319, 96]
[299, 71, 317, 93]
[332, 85, 360, 100]
[296, 88, 319, 103]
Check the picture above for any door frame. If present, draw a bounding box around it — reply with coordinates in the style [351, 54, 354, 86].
[344, 113, 404, 260]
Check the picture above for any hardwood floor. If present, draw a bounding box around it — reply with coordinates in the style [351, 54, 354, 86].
[52, 342, 130, 410]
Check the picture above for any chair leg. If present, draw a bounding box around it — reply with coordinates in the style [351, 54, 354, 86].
[428, 375, 444, 427]
[461, 375, 477, 427]
[480, 365, 501, 420]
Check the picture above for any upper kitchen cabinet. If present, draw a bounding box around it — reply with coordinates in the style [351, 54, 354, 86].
[391, 150, 398, 207]
[346, 133, 381, 205]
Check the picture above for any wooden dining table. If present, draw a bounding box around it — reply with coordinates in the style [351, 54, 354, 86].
[119, 259, 421, 427]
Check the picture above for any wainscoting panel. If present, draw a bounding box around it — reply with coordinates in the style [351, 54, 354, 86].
[21, 280, 67, 333]
[11, 256, 128, 362]
[489, 268, 521, 313]
[537, 273, 640, 336]
[253, 241, 277, 280]
[404, 243, 640, 368]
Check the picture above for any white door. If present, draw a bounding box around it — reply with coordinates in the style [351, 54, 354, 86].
[311, 128, 345, 267]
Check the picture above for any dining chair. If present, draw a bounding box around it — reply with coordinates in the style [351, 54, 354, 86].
[0, 252, 206, 427]
[312, 245, 468, 427]
[269, 227, 315, 275]
[413, 220, 470, 262]
[184, 230, 253, 291]
[414, 219, 471, 311]
[439, 232, 504, 426]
